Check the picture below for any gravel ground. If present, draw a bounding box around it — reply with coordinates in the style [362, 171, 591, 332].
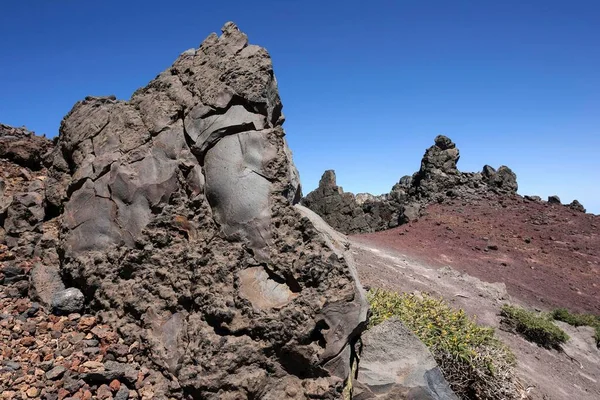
[0, 262, 167, 400]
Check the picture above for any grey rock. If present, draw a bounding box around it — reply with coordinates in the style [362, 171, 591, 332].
[525, 195, 542, 202]
[301, 170, 403, 234]
[30, 262, 66, 307]
[548, 195, 561, 204]
[486, 165, 518, 194]
[51, 288, 84, 314]
[45, 365, 67, 380]
[2, 360, 21, 371]
[63, 377, 85, 393]
[568, 199, 586, 213]
[39, 360, 54, 372]
[4, 191, 45, 236]
[81, 361, 138, 385]
[356, 318, 458, 400]
[115, 386, 130, 400]
[482, 164, 496, 179]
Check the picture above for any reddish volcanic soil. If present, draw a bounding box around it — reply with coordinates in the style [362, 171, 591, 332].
[352, 194, 600, 314]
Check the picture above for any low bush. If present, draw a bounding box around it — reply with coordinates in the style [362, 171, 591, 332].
[552, 308, 600, 348]
[368, 289, 519, 399]
[500, 305, 569, 349]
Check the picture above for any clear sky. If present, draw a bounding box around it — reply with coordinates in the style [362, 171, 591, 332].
[1, 1, 599, 213]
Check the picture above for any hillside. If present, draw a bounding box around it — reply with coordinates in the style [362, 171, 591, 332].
[354, 192, 600, 315]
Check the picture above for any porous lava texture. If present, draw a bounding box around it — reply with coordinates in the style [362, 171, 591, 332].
[34, 22, 368, 399]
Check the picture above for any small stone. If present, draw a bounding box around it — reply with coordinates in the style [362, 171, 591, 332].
[114, 386, 129, 400]
[21, 336, 36, 347]
[82, 360, 104, 370]
[109, 380, 121, 392]
[68, 313, 82, 321]
[78, 316, 96, 331]
[39, 360, 54, 371]
[486, 243, 499, 251]
[97, 384, 113, 399]
[61, 347, 73, 357]
[63, 377, 85, 393]
[68, 332, 86, 345]
[107, 344, 129, 357]
[51, 288, 85, 315]
[26, 387, 40, 398]
[83, 346, 100, 355]
[45, 365, 67, 380]
[82, 339, 99, 347]
[57, 388, 70, 400]
[2, 360, 21, 370]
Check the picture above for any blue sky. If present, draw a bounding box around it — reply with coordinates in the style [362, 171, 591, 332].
[1, 1, 599, 213]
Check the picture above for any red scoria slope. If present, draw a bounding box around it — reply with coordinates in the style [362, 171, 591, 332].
[353, 193, 600, 314]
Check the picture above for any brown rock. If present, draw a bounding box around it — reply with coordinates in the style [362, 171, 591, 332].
[97, 384, 113, 399]
[57, 388, 70, 400]
[77, 316, 97, 331]
[26, 387, 40, 398]
[20, 336, 36, 347]
[109, 379, 121, 392]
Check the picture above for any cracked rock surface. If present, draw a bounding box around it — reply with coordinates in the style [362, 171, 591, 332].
[38, 22, 368, 399]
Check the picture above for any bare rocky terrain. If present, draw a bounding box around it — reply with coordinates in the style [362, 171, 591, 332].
[354, 193, 599, 315]
[349, 237, 600, 400]
[303, 132, 599, 399]
[1, 20, 598, 400]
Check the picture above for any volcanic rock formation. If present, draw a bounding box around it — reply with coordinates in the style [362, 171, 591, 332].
[302, 135, 520, 234]
[1, 23, 370, 399]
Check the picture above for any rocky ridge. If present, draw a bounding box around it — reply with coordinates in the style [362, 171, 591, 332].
[0, 23, 372, 399]
[302, 135, 585, 235]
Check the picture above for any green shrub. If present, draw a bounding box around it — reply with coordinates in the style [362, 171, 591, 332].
[368, 289, 519, 400]
[500, 305, 569, 349]
[552, 308, 600, 348]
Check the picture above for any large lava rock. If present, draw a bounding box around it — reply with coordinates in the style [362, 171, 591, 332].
[354, 318, 458, 400]
[45, 22, 368, 399]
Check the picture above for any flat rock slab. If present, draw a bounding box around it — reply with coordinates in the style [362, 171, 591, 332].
[355, 318, 458, 400]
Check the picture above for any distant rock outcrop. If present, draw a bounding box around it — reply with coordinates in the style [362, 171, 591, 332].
[569, 199, 586, 213]
[302, 135, 520, 234]
[301, 171, 404, 234]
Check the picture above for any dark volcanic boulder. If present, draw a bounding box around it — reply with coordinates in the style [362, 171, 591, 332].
[354, 318, 458, 400]
[568, 199, 586, 213]
[482, 165, 518, 194]
[46, 23, 368, 399]
[410, 135, 461, 200]
[548, 195, 561, 204]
